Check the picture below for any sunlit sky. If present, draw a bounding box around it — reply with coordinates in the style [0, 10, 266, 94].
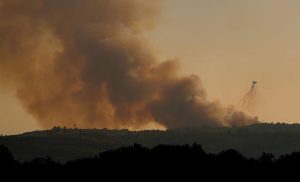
[2, 0, 300, 134]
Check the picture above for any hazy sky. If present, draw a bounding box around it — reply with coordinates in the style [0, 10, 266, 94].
[1, 0, 300, 134]
[149, 0, 300, 124]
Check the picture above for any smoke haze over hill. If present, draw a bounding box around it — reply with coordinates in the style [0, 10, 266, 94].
[0, 0, 257, 129]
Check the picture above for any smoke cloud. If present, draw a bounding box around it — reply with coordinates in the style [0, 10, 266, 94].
[0, 0, 258, 129]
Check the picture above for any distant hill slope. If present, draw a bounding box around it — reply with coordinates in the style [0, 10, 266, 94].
[2, 123, 300, 162]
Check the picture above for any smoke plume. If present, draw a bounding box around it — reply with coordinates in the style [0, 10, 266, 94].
[0, 0, 258, 129]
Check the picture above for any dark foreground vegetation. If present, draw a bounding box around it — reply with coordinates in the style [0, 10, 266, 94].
[2, 123, 300, 162]
[1, 143, 300, 176]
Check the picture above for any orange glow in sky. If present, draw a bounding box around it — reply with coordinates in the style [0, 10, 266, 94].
[1, 0, 300, 134]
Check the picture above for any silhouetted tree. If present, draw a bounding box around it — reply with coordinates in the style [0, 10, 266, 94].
[4, 142, 300, 175]
[0, 145, 15, 167]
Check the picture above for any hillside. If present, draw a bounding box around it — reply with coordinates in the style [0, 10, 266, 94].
[1, 123, 300, 162]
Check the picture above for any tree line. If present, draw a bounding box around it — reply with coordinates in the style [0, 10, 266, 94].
[1, 143, 300, 173]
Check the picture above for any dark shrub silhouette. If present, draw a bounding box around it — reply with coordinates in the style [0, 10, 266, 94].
[2, 142, 300, 176]
[0, 145, 15, 168]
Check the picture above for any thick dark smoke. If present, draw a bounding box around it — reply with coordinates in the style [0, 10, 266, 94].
[0, 0, 258, 129]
